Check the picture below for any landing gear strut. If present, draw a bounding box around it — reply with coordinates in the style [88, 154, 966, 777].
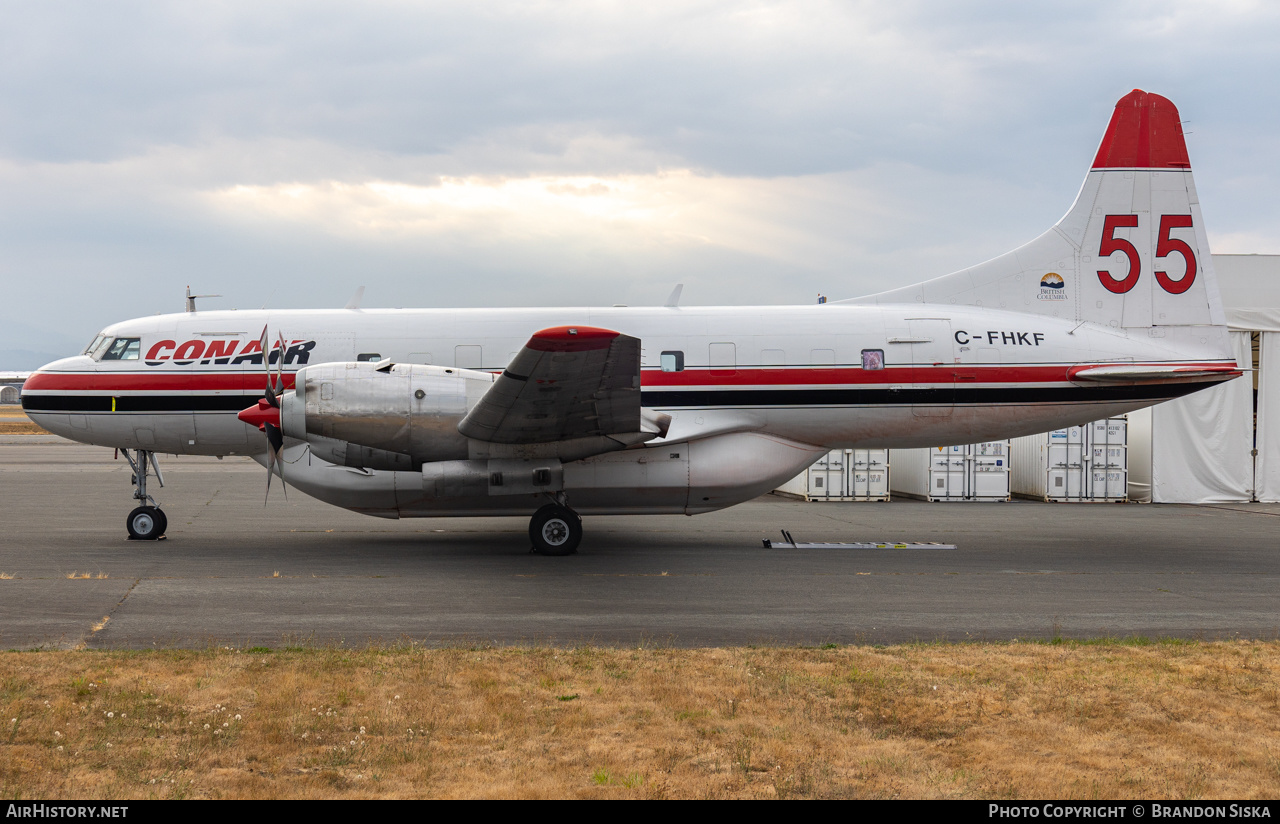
[529, 503, 582, 556]
[121, 449, 167, 540]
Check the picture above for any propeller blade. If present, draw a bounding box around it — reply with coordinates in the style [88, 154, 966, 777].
[247, 328, 289, 505]
[264, 439, 276, 506]
[259, 325, 281, 408]
[275, 331, 287, 396]
[265, 420, 284, 455]
[263, 422, 287, 503]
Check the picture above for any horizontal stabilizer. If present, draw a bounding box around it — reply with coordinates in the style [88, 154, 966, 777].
[1067, 364, 1241, 383]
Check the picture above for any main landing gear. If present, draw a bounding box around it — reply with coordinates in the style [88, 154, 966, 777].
[120, 449, 167, 540]
[529, 502, 582, 556]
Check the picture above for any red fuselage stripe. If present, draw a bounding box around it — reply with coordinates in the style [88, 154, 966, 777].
[23, 373, 298, 392]
[21, 362, 1237, 394]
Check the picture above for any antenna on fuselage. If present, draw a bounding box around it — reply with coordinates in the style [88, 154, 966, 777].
[185, 285, 221, 313]
[664, 284, 683, 308]
[345, 286, 366, 311]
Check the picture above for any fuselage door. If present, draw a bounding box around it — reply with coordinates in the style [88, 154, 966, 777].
[907, 318, 954, 418]
[191, 331, 251, 449]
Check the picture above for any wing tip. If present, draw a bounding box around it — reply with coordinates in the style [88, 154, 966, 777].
[528, 326, 620, 352]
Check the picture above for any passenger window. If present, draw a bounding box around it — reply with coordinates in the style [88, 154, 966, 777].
[660, 351, 684, 372]
[861, 349, 884, 370]
[356, 353, 382, 362]
[100, 338, 141, 361]
[761, 349, 785, 369]
[455, 345, 483, 369]
[811, 348, 836, 365]
[709, 342, 736, 376]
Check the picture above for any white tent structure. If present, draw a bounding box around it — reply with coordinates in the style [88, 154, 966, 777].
[1128, 254, 1280, 502]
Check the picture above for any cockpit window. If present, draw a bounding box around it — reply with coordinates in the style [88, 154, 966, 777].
[87, 335, 117, 359]
[83, 334, 107, 356]
[99, 337, 141, 361]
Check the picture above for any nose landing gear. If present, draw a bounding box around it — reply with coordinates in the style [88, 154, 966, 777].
[126, 505, 167, 540]
[120, 449, 167, 540]
[529, 503, 582, 556]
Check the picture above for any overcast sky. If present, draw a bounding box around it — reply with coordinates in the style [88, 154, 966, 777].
[2, 1, 1278, 366]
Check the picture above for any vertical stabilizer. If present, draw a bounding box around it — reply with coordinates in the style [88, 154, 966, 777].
[850, 90, 1226, 331]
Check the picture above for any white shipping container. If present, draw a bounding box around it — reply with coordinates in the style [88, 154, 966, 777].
[774, 449, 890, 501]
[889, 442, 1010, 501]
[846, 449, 891, 501]
[808, 449, 848, 498]
[1010, 417, 1128, 502]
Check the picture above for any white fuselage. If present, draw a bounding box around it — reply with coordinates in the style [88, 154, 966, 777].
[19, 89, 1243, 538]
[23, 303, 1236, 518]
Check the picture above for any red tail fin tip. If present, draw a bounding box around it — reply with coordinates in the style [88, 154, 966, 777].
[1091, 89, 1191, 170]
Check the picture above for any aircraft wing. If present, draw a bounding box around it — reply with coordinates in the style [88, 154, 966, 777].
[457, 326, 645, 444]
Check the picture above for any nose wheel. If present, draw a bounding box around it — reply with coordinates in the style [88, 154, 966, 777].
[126, 506, 168, 540]
[121, 449, 167, 540]
[529, 504, 582, 556]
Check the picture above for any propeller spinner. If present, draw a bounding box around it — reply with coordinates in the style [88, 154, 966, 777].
[237, 326, 290, 503]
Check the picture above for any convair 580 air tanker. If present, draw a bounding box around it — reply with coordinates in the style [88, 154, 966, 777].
[23, 90, 1241, 554]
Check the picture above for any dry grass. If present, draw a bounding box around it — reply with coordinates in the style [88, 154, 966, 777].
[0, 406, 47, 435]
[2, 641, 1279, 800]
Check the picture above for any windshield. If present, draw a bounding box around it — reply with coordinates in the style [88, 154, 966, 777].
[99, 337, 141, 361]
[84, 334, 112, 358]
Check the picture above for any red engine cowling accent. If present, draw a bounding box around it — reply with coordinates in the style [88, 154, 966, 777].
[237, 398, 281, 431]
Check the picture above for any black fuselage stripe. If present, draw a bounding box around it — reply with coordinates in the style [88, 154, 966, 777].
[22, 382, 1208, 413]
[23, 395, 255, 412]
[648, 383, 1206, 406]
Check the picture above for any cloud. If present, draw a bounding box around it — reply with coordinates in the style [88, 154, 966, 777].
[0, 133, 1053, 320]
[2, 1, 1279, 349]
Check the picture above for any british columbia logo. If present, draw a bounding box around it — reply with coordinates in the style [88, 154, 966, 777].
[1037, 272, 1067, 301]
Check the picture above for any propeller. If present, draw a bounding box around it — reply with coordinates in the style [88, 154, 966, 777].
[237, 325, 290, 504]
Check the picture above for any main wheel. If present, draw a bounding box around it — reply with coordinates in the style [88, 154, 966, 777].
[529, 504, 582, 556]
[126, 506, 166, 540]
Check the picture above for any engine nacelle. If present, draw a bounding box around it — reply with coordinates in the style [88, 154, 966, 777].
[422, 458, 565, 498]
[279, 362, 495, 470]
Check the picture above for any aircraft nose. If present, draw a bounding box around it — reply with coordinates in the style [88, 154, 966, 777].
[19, 360, 87, 439]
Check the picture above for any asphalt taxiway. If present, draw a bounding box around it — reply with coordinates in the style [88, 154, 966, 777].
[1, 435, 1278, 649]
